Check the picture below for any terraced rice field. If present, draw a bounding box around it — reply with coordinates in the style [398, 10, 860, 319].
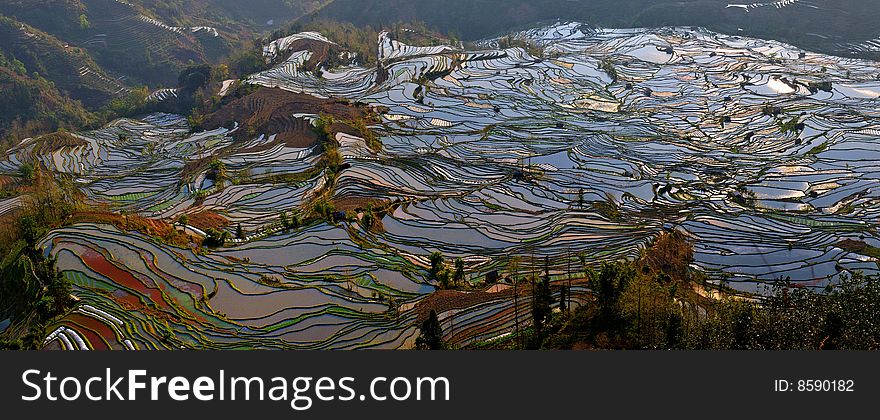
[5, 22, 880, 349]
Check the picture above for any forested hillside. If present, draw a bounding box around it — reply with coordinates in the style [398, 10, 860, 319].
[0, 49, 96, 152]
[0, 0, 330, 145]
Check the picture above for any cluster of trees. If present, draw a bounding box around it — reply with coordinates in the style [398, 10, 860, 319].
[314, 114, 343, 177]
[0, 52, 98, 150]
[416, 230, 880, 350]
[428, 252, 465, 290]
[544, 264, 880, 350]
[205, 159, 228, 187]
[279, 210, 301, 232]
[542, 231, 880, 350]
[202, 228, 231, 248]
[359, 203, 381, 233]
[0, 166, 81, 349]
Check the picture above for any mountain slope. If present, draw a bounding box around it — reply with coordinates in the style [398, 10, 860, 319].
[0, 52, 96, 150]
[0, 15, 125, 108]
[316, 0, 880, 60]
[0, 0, 234, 86]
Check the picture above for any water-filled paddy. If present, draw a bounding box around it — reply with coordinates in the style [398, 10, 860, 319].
[6, 21, 880, 349]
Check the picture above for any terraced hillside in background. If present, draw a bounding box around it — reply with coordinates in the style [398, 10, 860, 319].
[0, 49, 97, 152]
[0, 15, 126, 108]
[0, 0, 333, 148]
[0, 0, 229, 86]
[317, 0, 880, 61]
[3, 21, 880, 350]
[127, 0, 330, 29]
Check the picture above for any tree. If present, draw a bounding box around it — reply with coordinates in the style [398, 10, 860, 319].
[590, 261, 634, 336]
[18, 162, 35, 182]
[207, 160, 227, 184]
[508, 256, 522, 348]
[578, 251, 588, 277]
[203, 228, 230, 248]
[530, 259, 553, 348]
[1, 241, 74, 349]
[415, 310, 445, 350]
[559, 286, 567, 312]
[453, 258, 465, 287]
[361, 204, 376, 231]
[429, 252, 450, 288]
[78, 14, 90, 30]
[280, 211, 290, 230]
[236, 223, 244, 239]
[178, 64, 212, 94]
[177, 214, 188, 229]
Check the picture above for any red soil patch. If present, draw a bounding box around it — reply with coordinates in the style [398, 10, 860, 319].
[331, 197, 390, 212]
[81, 248, 173, 313]
[0, 175, 15, 189]
[62, 313, 116, 350]
[284, 39, 331, 71]
[202, 87, 377, 148]
[185, 210, 229, 231]
[70, 211, 195, 248]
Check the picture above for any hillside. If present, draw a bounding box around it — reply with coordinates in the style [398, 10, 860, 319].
[0, 15, 125, 108]
[316, 0, 880, 60]
[128, 0, 329, 29]
[0, 51, 96, 151]
[0, 0, 227, 86]
[2, 21, 880, 349]
[0, 1, 335, 147]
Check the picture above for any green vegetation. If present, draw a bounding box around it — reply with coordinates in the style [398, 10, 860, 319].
[360, 203, 383, 233]
[352, 116, 381, 151]
[78, 14, 90, 30]
[778, 117, 801, 135]
[177, 214, 188, 229]
[496, 35, 544, 58]
[206, 159, 228, 187]
[0, 241, 73, 349]
[598, 58, 618, 82]
[806, 141, 829, 156]
[0, 50, 98, 150]
[529, 258, 553, 348]
[203, 228, 231, 247]
[494, 231, 880, 350]
[228, 50, 266, 78]
[317, 0, 880, 64]
[429, 252, 452, 289]
[415, 309, 445, 350]
[0, 169, 82, 349]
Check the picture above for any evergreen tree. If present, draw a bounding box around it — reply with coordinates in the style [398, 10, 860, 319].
[453, 258, 465, 287]
[415, 310, 445, 350]
[280, 211, 289, 230]
[559, 286, 567, 312]
[429, 252, 450, 288]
